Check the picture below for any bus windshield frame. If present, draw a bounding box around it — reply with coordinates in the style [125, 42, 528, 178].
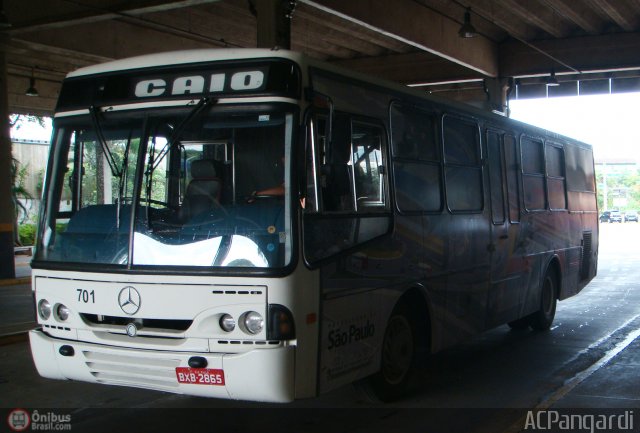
[35, 102, 298, 275]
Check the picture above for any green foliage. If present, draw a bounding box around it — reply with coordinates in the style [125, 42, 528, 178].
[596, 167, 640, 211]
[18, 224, 37, 246]
[18, 223, 66, 246]
[11, 157, 33, 218]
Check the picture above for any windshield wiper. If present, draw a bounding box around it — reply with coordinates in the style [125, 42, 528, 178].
[89, 106, 122, 177]
[116, 132, 133, 229]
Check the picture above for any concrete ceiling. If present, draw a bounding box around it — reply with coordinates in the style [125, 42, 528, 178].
[3, 0, 640, 115]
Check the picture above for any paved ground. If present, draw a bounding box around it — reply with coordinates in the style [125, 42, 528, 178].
[1, 224, 640, 432]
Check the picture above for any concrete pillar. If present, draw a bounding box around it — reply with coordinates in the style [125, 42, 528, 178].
[483, 77, 513, 115]
[256, 0, 296, 49]
[0, 34, 15, 279]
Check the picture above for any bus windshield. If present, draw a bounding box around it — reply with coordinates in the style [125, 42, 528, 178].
[37, 104, 294, 270]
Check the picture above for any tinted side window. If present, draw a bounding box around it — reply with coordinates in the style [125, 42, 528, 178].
[303, 114, 391, 265]
[390, 103, 437, 161]
[443, 116, 482, 212]
[390, 103, 441, 212]
[565, 145, 595, 193]
[521, 137, 546, 211]
[487, 131, 505, 224]
[504, 135, 521, 222]
[546, 144, 566, 210]
[321, 115, 355, 212]
[352, 121, 387, 210]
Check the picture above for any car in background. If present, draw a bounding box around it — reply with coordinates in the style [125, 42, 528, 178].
[625, 210, 638, 222]
[610, 211, 623, 223]
[600, 210, 622, 223]
[600, 210, 614, 222]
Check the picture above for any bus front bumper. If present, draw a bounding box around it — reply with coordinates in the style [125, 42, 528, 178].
[29, 328, 295, 403]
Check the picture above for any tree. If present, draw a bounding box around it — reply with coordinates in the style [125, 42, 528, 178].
[11, 157, 33, 246]
[9, 114, 45, 245]
[10, 114, 45, 129]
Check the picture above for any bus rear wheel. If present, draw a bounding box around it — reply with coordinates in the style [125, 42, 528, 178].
[365, 304, 417, 402]
[508, 268, 558, 331]
[530, 270, 558, 331]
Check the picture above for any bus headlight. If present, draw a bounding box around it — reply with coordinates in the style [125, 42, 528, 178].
[243, 311, 264, 334]
[38, 299, 51, 320]
[56, 304, 70, 321]
[219, 314, 236, 332]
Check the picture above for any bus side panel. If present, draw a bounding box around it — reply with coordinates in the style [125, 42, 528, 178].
[315, 237, 405, 393]
[438, 212, 492, 348]
[316, 217, 437, 393]
[317, 289, 390, 393]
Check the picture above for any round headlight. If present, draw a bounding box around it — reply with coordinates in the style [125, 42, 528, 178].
[38, 299, 51, 320]
[219, 314, 236, 332]
[56, 304, 70, 321]
[244, 311, 264, 334]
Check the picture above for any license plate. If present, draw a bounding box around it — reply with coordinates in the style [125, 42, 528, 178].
[175, 367, 225, 386]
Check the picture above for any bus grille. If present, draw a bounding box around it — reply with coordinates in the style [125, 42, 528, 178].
[81, 314, 192, 331]
[580, 231, 593, 281]
[82, 350, 181, 390]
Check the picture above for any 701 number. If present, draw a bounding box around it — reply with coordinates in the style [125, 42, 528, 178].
[77, 289, 95, 303]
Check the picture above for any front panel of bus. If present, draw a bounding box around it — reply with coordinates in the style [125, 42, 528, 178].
[28, 55, 320, 402]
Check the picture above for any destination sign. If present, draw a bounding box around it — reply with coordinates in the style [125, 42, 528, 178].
[56, 59, 301, 112]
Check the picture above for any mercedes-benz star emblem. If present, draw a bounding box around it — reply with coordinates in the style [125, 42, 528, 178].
[118, 286, 141, 315]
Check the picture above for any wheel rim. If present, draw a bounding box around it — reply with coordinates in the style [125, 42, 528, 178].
[381, 315, 414, 385]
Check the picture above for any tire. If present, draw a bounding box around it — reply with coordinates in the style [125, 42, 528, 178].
[530, 269, 558, 331]
[365, 304, 417, 402]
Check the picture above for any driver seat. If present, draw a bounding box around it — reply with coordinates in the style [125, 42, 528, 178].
[180, 159, 223, 221]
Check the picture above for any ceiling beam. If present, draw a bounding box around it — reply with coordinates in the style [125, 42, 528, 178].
[538, 0, 602, 35]
[464, 0, 536, 42]
[10, 18, 220, 63]
[582, 0, 636, 32]
[500, 32, 640, 77]
[300, 0, 498, 77]
[331, 52, 482, 85]
[7, 0, 223, 34]
[494, 0, 567, 38]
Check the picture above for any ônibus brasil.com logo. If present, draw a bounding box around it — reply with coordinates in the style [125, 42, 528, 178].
[6, 409, 30, 432]
[7, 408, 72, 431]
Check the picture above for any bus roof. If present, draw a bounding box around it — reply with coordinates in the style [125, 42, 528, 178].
[67, 48, 306, 78]
[63, 48, 592, 150]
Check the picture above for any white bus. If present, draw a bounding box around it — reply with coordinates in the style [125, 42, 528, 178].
[30, 49, 598, 402]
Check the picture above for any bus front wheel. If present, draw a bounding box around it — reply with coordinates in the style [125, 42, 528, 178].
[365, 304, 417, 402]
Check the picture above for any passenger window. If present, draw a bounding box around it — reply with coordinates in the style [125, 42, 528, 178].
[390, 103, 437, 161]
[303, 114, 391, 265]
[390, 103, 441, 212]
[487, 131, 505, 224]
[504, 135, 521, 223]
[443, 116, 482, 212]
[321, 115, 354, 212]
[317, 116, 387, 212]
[352, 121, 386, 210]
[546, 144, 567, 210]
[521, 137, 546, 211]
